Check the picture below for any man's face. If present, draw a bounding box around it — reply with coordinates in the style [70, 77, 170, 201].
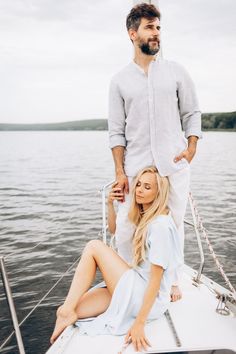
[131, 17, 161, 55]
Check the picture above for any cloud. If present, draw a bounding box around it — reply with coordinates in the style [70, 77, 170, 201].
[160, 0, 236, 112]
[0, 0, 235, 123]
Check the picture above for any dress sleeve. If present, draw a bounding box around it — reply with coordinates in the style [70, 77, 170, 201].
[147, 222, 172, 270]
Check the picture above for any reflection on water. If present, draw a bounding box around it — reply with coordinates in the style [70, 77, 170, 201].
[0, 131, 235, 354]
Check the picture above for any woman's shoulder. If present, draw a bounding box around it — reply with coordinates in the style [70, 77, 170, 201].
[146, 214, 182, 269]
[148, 213, 175, 230]
[147, 214, 178, 241]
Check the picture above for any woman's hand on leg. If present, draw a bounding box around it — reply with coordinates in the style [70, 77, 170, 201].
[125, 321, 151, 352]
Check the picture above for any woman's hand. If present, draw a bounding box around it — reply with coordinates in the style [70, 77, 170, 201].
[125, 321, 151, 352]
[108, 182, 124, 204]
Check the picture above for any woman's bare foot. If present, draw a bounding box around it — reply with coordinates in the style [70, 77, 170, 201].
[50, 305, 78, 344]
[170, 285, 182, 302]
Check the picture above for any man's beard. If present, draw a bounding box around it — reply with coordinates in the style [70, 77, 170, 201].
[138, 38, 160, 55]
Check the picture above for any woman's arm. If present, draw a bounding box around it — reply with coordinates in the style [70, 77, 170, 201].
[125, 264, 164, 352]
[107, 183, 124, 234]
[107, 199, 117, 234]
[136, 264, 163, 323]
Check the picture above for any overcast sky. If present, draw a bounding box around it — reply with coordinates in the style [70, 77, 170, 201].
[0, 0, 235, 124]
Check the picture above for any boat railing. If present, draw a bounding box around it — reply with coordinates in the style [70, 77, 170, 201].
[0, 247, 81, 353]
[0, 256, 25, 354]
[100, 180, 115, 244]
[1, 182, 235, 354]
[0, 181, 118, 353]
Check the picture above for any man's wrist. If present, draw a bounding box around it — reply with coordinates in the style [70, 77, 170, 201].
[116, 167, 125, 176]
[187, 146, 196, 154]
[188, 135, 198, 144]
[188, 135, 198, 153]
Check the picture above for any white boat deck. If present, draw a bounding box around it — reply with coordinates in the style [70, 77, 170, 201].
[46, 265, 236, 354]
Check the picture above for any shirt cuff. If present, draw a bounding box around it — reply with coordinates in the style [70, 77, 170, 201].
[109, 135, 126, 149]
[185, 130, 203, 139]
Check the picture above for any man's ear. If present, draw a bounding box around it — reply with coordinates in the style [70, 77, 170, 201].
[128, 28, 137, 42]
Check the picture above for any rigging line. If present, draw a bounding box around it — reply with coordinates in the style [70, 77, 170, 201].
[189, 192, 236, 299]
[4, 240, 45, 260]
[0, 255, 81, 350]
[4, 230, 63, 260]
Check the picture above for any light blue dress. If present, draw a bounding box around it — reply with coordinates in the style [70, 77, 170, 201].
[75, 214, 183, 336]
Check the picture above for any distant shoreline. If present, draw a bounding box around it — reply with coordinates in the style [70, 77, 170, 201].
[0, 119, 108, 131]
[0, 112, 235, 131]
[0, 128, 235, 132]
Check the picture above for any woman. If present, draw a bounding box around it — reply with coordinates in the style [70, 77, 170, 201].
[50, 166, 182, 352]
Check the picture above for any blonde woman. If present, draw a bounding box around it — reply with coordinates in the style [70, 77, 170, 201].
[50, 166, 182, 352]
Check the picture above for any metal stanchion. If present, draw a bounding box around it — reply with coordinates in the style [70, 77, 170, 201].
[0, 256, 25, 354]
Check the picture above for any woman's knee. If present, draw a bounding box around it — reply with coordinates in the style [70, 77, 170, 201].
[84, 239, 104, 254]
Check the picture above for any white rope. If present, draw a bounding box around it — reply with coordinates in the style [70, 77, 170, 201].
[189, 192, 236, 299]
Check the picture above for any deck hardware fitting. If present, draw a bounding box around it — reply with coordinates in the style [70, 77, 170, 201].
[164, 309, 182, 347]
[216, 294, 230, 316]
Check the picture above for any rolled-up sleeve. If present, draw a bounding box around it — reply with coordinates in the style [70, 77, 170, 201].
[108, 78, 127, 149]
[176, 64, 202, 139]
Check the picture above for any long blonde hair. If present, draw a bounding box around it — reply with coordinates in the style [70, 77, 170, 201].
[128, 166, 170, 266]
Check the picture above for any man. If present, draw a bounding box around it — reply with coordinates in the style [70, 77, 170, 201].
[108, 3, 202, 301]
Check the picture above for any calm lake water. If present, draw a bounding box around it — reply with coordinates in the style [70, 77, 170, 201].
[0, 131, 235, 354]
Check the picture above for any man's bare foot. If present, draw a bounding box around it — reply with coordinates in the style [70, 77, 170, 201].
[170, 285, 182, 302]
[50, 305, 78, 344]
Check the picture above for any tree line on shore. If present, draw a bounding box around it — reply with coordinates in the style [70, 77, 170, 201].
[201, 112, 236, 130]
[0, 112, 235, 131]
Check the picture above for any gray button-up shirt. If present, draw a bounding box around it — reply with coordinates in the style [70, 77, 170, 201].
[108, 58, 202, 177]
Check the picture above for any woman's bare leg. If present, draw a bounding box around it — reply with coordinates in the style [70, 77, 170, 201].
[76, 287, 112, 319]
[50, 240, 130, 343]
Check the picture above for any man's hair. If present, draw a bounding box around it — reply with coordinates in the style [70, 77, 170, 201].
[126, 3, 161, 32]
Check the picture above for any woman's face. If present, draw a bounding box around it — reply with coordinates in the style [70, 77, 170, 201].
[135, 172, 158, 210]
